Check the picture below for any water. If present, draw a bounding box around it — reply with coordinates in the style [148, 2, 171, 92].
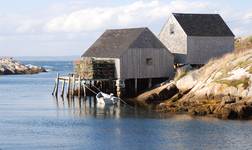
[1, 61, 252, 150]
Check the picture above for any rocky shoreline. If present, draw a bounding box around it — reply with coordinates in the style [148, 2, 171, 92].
[135, 49, 252, 120]
[0, 58, 46, 75]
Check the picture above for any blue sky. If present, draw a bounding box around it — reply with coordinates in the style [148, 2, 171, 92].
[0, 0, 252, 56]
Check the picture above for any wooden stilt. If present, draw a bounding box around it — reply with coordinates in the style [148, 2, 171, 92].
[61, 79, 66, 97]
[72, 75, 75, 97]
[52, 81, 56, 95]
[67, 76, 71, 97]
[148, 78, 152, 89]
[94, 81, 97, 93]
[55, 73, 60, 96]
[83, 83, 86, 99]
[135, 78, 138, 95]
[78, 76, 81, 99]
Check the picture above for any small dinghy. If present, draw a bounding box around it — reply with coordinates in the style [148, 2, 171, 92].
[96, 92, 119, 105]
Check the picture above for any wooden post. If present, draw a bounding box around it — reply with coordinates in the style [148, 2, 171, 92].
[101, 81, 103, 92]
[83, 83, 86, 99]
[61, 79, 66, 97]
[52, 81, 56, 95]
[135, 78, 138, 95]
[78, 76, 81, 99]
[148, 78, 152, 89]
[55, 73, 60, 96]
[116, 79, 125, 98]
[108, 80, 112, 93]
[67, 76, 71, 97]
[72, 75, 75, 97]
[112, 80, 115, 95]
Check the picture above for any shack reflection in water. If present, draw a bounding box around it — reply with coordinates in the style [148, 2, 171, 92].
[54, 96, 123, 119]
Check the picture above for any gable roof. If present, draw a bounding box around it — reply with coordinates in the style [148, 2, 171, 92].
[173, 13, 234, 37]
[82, 27, 167, 58]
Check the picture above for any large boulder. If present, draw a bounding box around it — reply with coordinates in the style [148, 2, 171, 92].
[176, 72, 198, 93]
[135, 82, 179, 105]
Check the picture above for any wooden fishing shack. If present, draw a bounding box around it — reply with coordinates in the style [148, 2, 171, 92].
[75, 27, 174, 97]
[52, 27, 174, 98]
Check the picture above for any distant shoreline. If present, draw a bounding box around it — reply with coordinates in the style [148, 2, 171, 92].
[15, 56, 79, 61]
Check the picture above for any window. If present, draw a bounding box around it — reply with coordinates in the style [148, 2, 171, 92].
[146, 58, 153, 65]
[170, 24, 175, 34]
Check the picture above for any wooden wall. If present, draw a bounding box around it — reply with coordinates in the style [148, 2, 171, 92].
[159, 14, 187, 59]
[119, 48, 174, 80]
[187, 36, 234, 64]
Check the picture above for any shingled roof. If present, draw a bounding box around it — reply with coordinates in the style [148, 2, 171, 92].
[82, 27, 167, 58]
[173, 13, 234, 36]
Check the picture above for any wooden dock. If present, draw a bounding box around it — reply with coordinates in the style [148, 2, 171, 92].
[52, 73, 117, 99]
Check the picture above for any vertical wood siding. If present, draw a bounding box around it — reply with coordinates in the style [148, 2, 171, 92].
[119, 48, 174, 79]
[187, 36, 234, 64]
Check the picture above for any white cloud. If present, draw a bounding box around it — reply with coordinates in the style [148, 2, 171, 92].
[45, 8, 114, 32]
[1, 0, 252, 56]
[245, 12, 252, 19]
[44, 0, 210, 33]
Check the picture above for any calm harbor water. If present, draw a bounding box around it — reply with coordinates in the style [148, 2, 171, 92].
[1, 60, 252, 150]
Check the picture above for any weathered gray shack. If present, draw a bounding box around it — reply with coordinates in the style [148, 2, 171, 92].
[82, 27, 174, 96]
[159, 13, 235, 65]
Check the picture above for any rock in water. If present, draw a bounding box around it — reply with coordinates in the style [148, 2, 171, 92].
[0, 57, 47, 75]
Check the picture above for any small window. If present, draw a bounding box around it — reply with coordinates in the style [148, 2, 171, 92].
[146, 58, 153, 65]
[170, 24, 175, 34]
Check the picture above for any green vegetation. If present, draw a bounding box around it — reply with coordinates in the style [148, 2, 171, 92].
[215, 77, 250, 89]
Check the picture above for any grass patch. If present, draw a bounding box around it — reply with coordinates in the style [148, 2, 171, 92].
[235, 36, 252, 52]
[248, 66, 252, 74]
[248, 36, 252, 43]
[174, 70, 188, 81]
[236, 60, 252, 69]
[215, 77, 250, 89]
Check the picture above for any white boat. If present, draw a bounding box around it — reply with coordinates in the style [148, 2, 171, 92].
[96, 92, 119, 105]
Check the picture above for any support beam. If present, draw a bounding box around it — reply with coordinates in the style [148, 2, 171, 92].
[135, 78, 138, 95]
[148, 78, 152, 89]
